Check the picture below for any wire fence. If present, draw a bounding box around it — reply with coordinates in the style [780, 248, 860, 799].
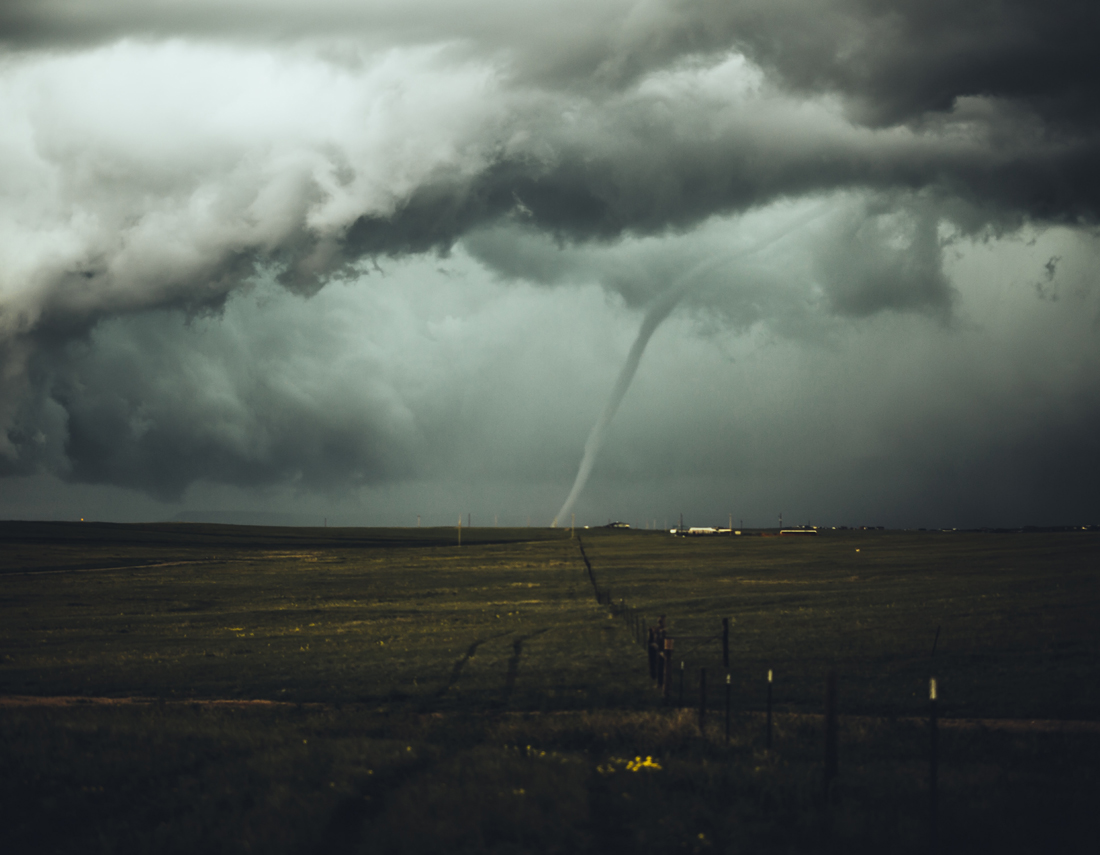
[576, 537, 942, 840]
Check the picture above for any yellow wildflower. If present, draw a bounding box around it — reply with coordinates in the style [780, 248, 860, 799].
[625, 755, 662, 771]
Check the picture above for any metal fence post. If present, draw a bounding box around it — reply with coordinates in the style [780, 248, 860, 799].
[648, 628, 658, 680]
[930, 677, 939, 853]
[662, 638, 674, 700]
[725, 672, 731, 744]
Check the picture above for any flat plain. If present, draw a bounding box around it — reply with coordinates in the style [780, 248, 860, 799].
[1, 521, 1097, 854]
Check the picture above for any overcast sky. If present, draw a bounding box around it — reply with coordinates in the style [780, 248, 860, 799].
[2, 1, 1099, 529]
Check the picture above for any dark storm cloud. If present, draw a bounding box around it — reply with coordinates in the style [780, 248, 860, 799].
[812, 195, 955, 318]
[3, 2, 1097, 320]
[4, 285, 425, 498]
[1, 266, 625, 500]
[2, 0, 1099, 508]
[4, 1, 1098, 127]
[325, 0, 1100, 260]
[341, 103, 1094, 259]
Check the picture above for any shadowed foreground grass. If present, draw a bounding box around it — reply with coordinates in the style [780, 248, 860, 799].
[2, 702, 1096, 855]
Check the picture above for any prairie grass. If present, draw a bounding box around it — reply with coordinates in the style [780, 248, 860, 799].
[1, 521, 1097, 853]
[581, 527, 1100, 720]
[3, 703, 1096, 854]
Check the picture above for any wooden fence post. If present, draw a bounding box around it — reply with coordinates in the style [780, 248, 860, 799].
[766, 669, 773, 751]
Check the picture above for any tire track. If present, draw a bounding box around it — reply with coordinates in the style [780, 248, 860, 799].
[435, 630, 511, 697]
[503, 628, 550, 699]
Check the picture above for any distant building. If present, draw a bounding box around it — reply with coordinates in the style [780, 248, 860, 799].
[605, 521, 631, 529]
[779, 528, 818, 536]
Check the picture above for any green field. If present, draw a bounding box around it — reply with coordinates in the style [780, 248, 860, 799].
[2, 522, 1098, 854]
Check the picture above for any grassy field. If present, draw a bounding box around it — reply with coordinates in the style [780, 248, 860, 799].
[580, 527, 1100, 720]
[1, 522, 1097, 854]
[1, 521, 638, 709]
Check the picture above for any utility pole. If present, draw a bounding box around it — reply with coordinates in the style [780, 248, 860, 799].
[571, 513, 575, 539]
[417, 514, 420, 527]
[457, 514, 461, 547]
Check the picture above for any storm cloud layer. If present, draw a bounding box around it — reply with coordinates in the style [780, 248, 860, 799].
[1, 1, 1099, 526]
